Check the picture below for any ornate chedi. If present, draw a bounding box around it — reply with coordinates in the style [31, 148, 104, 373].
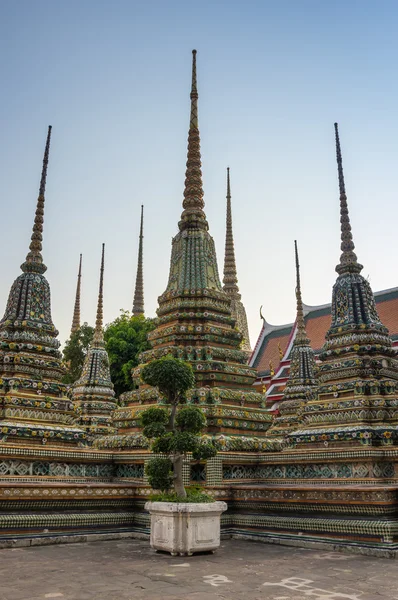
[98, 50, 273, 452]
[223, 168, 251, 354]
[292, 123, 398, 449]
[72, 244, 116, 438]
[267, 241, 318, 439]
[132, 205, 144, 316]
[0, 127, 85, 447]
[70, 254, 82, 335]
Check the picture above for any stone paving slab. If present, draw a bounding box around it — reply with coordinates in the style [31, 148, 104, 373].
[1, 538, 398, 600]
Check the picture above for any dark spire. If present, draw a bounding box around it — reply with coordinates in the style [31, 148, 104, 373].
[71, 254, 82, 335]
[334, 123, 363, 275]
[93, 243, 105, 346]
[133, 205, 144, 315]
[223, 167, 239, 292]
[21, 126, 52, 274]
[178, 50, 208, 232]
[294, 240, 309, 344]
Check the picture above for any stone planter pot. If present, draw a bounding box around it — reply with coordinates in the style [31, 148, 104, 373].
[145, 501, 227, 556]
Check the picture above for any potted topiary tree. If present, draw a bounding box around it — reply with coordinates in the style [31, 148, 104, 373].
[141, 355, 227, 556]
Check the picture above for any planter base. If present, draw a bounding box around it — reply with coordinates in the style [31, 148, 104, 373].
[145, 501, 227, 556]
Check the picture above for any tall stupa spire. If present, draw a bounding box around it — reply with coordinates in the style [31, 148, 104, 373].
[178, 50, 208, 232]
[132, 205, 144, 316]
[71, 254, 82, 335]
[223, 167, 238, 292]
[93, 243, 105, 346]
[21, 125, 52, 274]
[294, 240, 309, 344]
[334, 122, 363, 275]
[222, 168, 251, 353]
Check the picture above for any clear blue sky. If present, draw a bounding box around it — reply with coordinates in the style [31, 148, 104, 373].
[1, 0, 398, 348]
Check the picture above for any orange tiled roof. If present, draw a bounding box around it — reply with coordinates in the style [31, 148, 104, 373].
[254, 332, 291, 374]
[251, 287, 398, 377]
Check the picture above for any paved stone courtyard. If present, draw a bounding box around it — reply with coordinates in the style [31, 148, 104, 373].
[2, 538, 397, 600]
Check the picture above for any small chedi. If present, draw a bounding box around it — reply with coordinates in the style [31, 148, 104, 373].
[292, 124, 398, 449]
[267, 241, 318, 440]
[97, 50, 273, 452]
[72, 244, 116, 438]
[222, 168, 251, 354]
[0, 127, 85, 447]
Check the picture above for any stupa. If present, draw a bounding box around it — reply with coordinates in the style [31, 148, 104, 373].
[267, 241, 318, 439]
[222, 168, 251, 354]
[72, 244, 116, 438]
[98, 50, 273, 452]
[0, 127, 86, 447]
[292, 123, 398, 449]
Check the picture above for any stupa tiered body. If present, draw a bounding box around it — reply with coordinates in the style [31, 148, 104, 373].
[0, 127, 85, 447]
[292, 124, 398, 450]
[267, 241, 318, 439]
[72, 244, 117, 438]
[222, 168, 251, 354]
[100, 51, 272, 452]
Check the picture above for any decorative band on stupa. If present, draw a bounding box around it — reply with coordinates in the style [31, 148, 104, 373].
[96, 51, 274, 452]
[72, 244, 116, 439]
[0, 126, 86, 446]
[291, 123, 398, 449]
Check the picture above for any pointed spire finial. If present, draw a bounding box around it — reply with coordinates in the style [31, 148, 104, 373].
[294, 240, 309, 343]
[190, 49, 198, 127]
[133, 205, 145, 316]
[21, 126, 52, 274]
[71, 254, 82, 335]
[223, 167, 239, 292]
[93, 243, 105, 345]
[179, 50, 208, 231]
[334, 123, 363, 275]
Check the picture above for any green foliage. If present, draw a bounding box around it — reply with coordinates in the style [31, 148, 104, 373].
[104, 311, 155, 397]
[150, 487, 214, 503]
[176, 407, 206, 433]
[145, 457, 173, 491]
[192, 441, 218, 461]
[62, 323, 94, 384]
[141, 407, 169, 426]
[140, 356, 218, 499]
[141, 355, 195, 404]
[142, 422, 167, 439]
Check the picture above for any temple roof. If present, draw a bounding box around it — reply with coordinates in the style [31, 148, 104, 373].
[251, 286, 398, 377]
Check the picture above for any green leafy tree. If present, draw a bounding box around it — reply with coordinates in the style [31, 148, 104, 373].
[141, 355, 217, 498]
[104, 311, 155, 397]
[62, 323, 95, 384]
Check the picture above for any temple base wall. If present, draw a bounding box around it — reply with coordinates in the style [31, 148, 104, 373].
[1, 445, 398, 558]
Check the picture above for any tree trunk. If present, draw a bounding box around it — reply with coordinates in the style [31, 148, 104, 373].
[173, 454, 186, 498]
